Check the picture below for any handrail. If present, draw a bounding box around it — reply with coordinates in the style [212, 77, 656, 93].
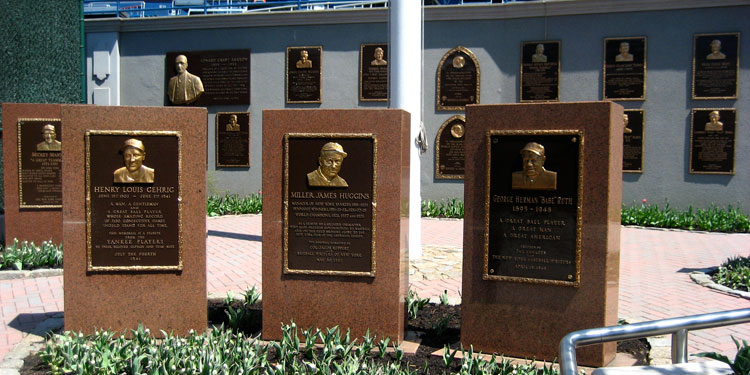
[559, 308, 750, 375]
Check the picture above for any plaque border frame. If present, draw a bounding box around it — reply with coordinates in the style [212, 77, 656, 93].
[519, 40, 561, 103]
[602, 36, 647, 101]
[359, 43, 388, 102]
[434, 115, 466, 180]
[215, 111, 251, 168]
[436, 46, 481, 111]
[286, 46, 323, 104]
[691, 32, 741, 100]
[17, 118, 63, 209]
[623, 109, 645, 173]
[482, 129, 584, 287]
[688, 108, 737, 175]
[85, 130, 184, 272]
[283, 133, 378, 277]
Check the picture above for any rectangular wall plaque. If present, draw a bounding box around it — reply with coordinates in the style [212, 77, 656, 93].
[360, 44, 388, 102]
[484, 130, 583, 287]
[283, 133, 376, 276]
[86, 131, 183, 271]
[603, 37, 646, 100]
[689, 109, 736, 175]
[216, 112, 250, 168]
[623, 110, 644, 173]
[520, 41, 560, 102]
[435, 115, 466, 179]
[287, 46, 323, 104]
[692, 33, 740, 99]
[18, 118, 62, 209]
[165, 49, 250, 106]
[437, 46, 480, 111]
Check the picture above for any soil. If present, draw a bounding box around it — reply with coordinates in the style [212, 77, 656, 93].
[19, 302, 649, 374]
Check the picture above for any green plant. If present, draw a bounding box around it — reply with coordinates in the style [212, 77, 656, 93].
[621, 200, 750, 233]
[712, 256, 750, 292]
[207, 192, 262, 216]
[0, 239, 62, 270]
[439, 290, 450, 305]
[406, 289, 430, 320]
[696, 336, 750, 375]
[421, 199, 465, 219]
[432, 315, 452, 336]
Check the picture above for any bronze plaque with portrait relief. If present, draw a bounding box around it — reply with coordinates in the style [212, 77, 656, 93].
[360, 44, 388, 102]
[287, 46, 323, 104]
[165, 50, 250, 106]
[692, 33, 740, 99]
[86, 131, 182, 271]
[435, 115, 466, 179]
[622, 110, 644, 173]
[520, 41, 560, 102]
[603, 37, 646, 100]
[484, 130, 583, 287]
[18, 119, 62, 209]
[216, 112, 250, 168]
[436, 46, 480, 111]
[284, 134, 376, 276]
[690, 109, 736, 174]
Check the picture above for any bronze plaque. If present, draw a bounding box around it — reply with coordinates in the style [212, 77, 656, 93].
[520, 41, 560, 102]
[690, 109, 736, 175]
[692, 33, 740, 99]
[283, 134, 376, 277]
[86, 131, 182, 272]
[484, 130, 583, 287]
[287, 46, 322, 104]
[435, 115, 466, 179]
[216, 112, 250, 168]
[623, 110, 644, 173]
[165, 49, 250, 106]
[17, 118, 62, 209]
[436, 46, 480, 111]
[603, 37, 646, 100]
[360, 44, 388, 102]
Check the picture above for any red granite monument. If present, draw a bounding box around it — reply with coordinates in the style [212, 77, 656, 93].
[461, 102, 623, 366]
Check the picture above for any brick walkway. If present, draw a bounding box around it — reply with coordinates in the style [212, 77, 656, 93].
[1, 215, 748, 363]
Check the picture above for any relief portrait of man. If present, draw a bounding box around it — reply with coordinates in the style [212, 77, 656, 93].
[371, 47, 387, 66]
[706, 39, 726, 60]
[704, 110, 724, 132]
[306, 142, 348, 188]
[167, 55, 205, 105]
[226, 114, 240, 132]
[36, 124, 62, 152]
[623, 114, 633, 134]
[296, 50, 313, 69]
[511, 142, 557, 191]
[531, 43, 547, 63]
[615, 42, 634, 62]
[113, 138, 155, 183]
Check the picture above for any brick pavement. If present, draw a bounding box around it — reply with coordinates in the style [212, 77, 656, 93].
[1, 215, 748, 363]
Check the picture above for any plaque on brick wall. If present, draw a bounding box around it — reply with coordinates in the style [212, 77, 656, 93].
[520, 41, 560, 102]
[165, 50, 250, 106]
[18, 118, 62, 209]
[689, 109, 736, 174]
[287, 46, 323, 104]
[86, 131, 182, 271]
[622, 110, 644, 173]
[435, 115, 466, 179]
[484, 130, 583, 287]
[692, 33, 740, 99]
[216, 112, 250, 168]
[603, 37, 646, 100]
[283, 134, 376, 276]
[437, 46, 480, 111]
[360, 44, 388, 102]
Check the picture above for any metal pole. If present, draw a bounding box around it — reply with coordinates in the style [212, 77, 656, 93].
[671, 329, 688, 364]
[389, 0, 423, 259]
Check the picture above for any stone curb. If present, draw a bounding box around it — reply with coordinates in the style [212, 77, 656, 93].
[689, 268, 750, 300]
[0, 313, 64, 374]
[0, 269, 63, 281]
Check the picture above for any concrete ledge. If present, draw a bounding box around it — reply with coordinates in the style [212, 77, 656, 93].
[0, 268, 62, 280]
[591, 361, 732, 375]
[690, 269, 750, 300]
[0, 313, 63, 374]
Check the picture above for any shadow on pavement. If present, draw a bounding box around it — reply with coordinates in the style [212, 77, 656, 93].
[207, 230, 261, 242]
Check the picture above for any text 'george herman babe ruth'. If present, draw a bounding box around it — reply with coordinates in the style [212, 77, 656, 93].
[511, 142, 557, 191]
[113, 138, 155, 183]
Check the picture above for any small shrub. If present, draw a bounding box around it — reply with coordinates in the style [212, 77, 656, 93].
[622, 200, 750, 233]
[712, 256, 750, 292]
[0, 239, 62, 270]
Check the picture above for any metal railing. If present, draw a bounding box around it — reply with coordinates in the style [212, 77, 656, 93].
[559, 308, 750, 375]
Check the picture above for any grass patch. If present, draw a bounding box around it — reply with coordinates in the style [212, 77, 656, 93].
[0, 239, 62, 271]
[622, 200, 750, 232]
[711, 256, 750, 292]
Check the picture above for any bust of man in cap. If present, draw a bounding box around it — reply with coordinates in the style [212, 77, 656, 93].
[36, 124, 62, 151]
[704, 110, 724, 132]
[307, 142, 348, 188]
[511, 142, 557, 191]
[167, 55, 205, 105]
[113, 138, 155, 183]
